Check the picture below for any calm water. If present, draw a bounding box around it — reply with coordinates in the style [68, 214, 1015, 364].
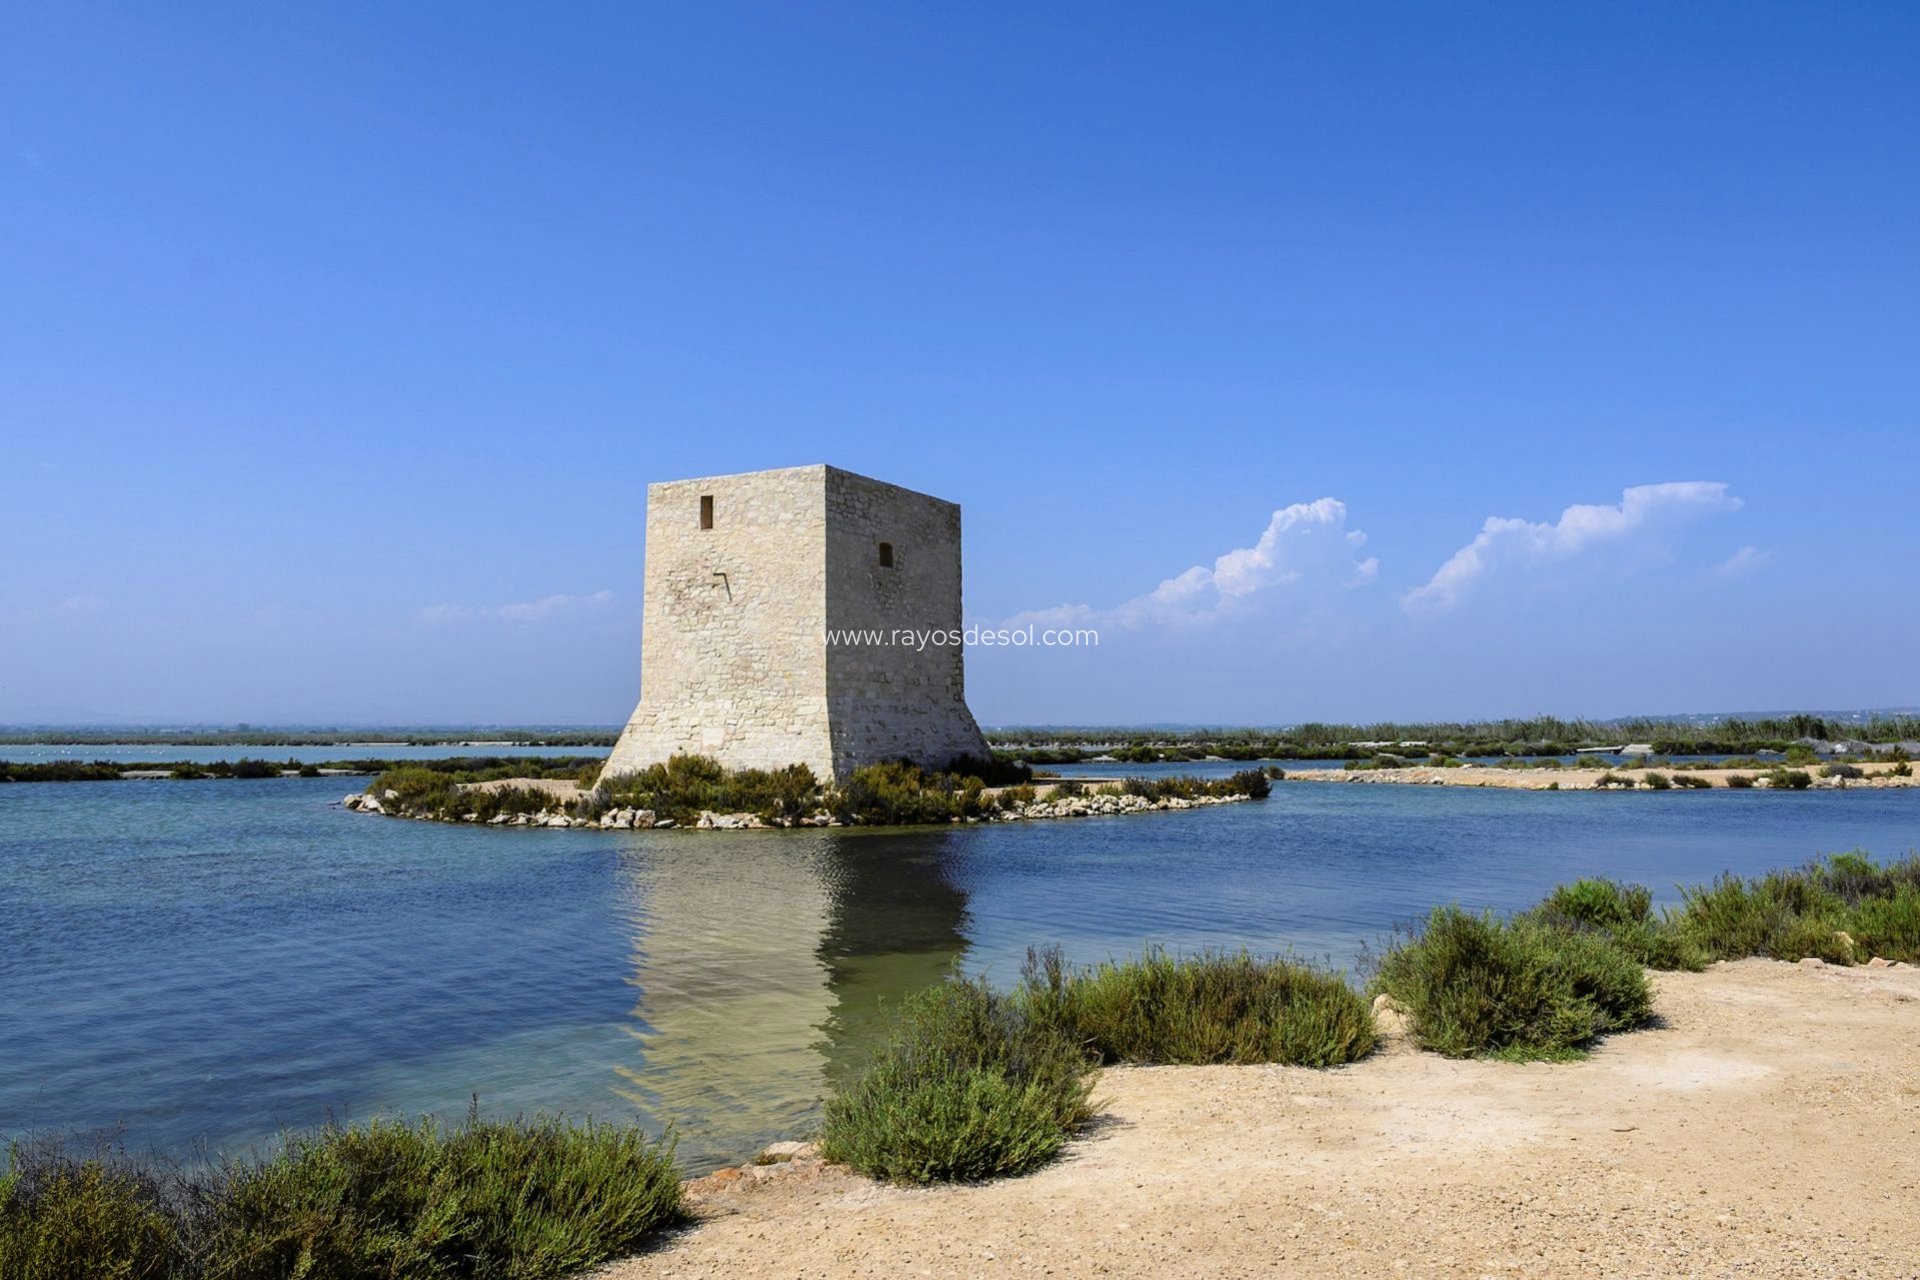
[3, 771, 1914, 1172]
[0, 743, 609, 765]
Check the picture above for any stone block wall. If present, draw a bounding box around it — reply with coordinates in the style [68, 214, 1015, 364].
[822, 467, 989, 778]
[601, 464, 989, 785]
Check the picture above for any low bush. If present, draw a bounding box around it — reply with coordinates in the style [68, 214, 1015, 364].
[833, 761, 990, 825]
[595, 754, 823, 826]
[1368, 906, 1653, 1061]
[370, 766, 462, 813]
[1529, 879, 1707, 971]
[1725, 773, 1755, 789]
[944, 755, 1032, 787]
[1821, 762, 1864, 780]
[0, 760, 127, 782]
[0, 1115, 682, 1280]
[1020, 946, 1374, 1067]
[1767, 768, 1814, 790]
[1594, 772, 1635, 789]
[1672, 774, 1711, 789]
[1847, 888, 1920, 963]
[0, 1138, 182, 1279]
[821, 980, 1095, 1184]
[1676, 869, 1852, 962]
[1642, 771, 1673, 790]
[1116, 770, 1270, 803]
[1893, 762, 1914, 778]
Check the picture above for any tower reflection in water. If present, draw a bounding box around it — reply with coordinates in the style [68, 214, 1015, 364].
[610, 828, 972, 1168]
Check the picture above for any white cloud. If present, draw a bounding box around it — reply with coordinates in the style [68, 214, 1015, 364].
[1007, 498, 1376, 630]
[417, 589, 614, 625]
[1713, 545, 1773, 581]
[1404, 482, 1742, 613]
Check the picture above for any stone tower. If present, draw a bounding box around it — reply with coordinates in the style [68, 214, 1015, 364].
[601, 464, 991, 784]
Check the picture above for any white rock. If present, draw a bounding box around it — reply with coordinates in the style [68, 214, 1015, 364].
[757, 1140, 809, 1162]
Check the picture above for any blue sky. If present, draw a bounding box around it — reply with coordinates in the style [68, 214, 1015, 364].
[3, 3, 1916, 726]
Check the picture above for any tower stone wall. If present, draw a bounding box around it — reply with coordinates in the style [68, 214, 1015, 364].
[602, 464, 989, 784]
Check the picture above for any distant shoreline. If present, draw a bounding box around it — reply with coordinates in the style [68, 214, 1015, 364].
[1288, 761, 1917, 791]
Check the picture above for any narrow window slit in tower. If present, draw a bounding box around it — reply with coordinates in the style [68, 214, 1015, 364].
[700, 495, 714, 530]
[878, 541, 894, 568]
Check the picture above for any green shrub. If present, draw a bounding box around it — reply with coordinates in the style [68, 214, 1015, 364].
[1847, 888, 1920, 963]
[1536, 879, 1650, 930]
[1672, 774, 1711, 789]
[1892, 762, 1913, 778]
[370, 766, 461, 813]
[821, 980, 1095, 1184]
[0, 1140, 182, 1280]
[199, 1113, 680, 1280]
[1116, 771, 1271, 803]
[1725, 773, 1755, 789]
[597, 755, 823, 825]
[1676, 870, 1851, 962]
[1767, 769, 1813, 790]
[1812, 851, 1920, 903]
[1529, 879, 1706, 971]
[0, 1116, 681, 1280]
[944, 755, 1032, 786]
[834, 761, 988, 825]
[1642, 771, 1673, 790]
[1783, 744, 1820, 765]
[0, 760, 128, 782]
[226, 758, 283, 780]
[1594, 772, 1635, 789]
[1368, 907, 1653, 1061]
[1821, 763, 1863, 780]
[1019, 946, 1373, 1068]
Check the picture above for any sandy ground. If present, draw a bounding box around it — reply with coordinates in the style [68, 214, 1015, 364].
[1286, 762, 1917, 790]
[602, 960, 1920, 1280]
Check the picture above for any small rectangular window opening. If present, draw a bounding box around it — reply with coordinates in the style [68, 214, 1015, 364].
[699, 495, 714, 530]
[877, 541, 894, 568]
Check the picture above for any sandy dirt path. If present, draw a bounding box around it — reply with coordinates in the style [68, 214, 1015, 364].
[600, 959, 1920, 1279]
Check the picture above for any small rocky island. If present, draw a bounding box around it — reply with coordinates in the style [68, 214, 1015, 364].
[344, 758, 1274, 831]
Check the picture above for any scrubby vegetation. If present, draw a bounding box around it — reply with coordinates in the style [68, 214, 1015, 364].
[0, 760, 129, 782]
[1676, 853, 1920, 964]
[1020, 945, 1373, 1067]
[821, 980, 1096, 1184]
[987, 713, 1920, 763]
[1368, 907, 1654, 1061]
[824, 945, 1374, 1184]
[1370, 853, 1920, 1061]
[588, 755, 824, 826]
[1116, 769, 1272, 802]
[0, 1114, 681, 1280]
[1529, 879, 1708, 971]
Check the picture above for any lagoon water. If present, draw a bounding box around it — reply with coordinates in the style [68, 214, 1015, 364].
[3, 765, 1915, 1172]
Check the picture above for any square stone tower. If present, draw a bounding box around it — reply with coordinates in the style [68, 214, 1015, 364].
[601, 464, 991, 784]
